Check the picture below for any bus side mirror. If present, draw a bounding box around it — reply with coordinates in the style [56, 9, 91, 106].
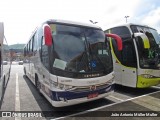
[43, 24, 53, 46]
[106, 33, 123, 51]
[134, 33, 150, 49]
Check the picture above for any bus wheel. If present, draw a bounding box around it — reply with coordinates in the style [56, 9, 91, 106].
[2, 78, 5, 94]
[35, 75, 41, 94]
[23, 67, 26, 75]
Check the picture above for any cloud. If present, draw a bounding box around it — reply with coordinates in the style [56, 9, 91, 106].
[99, 0, 141, 30]
[101, 0, 160, 33]
[1, 0, 160, 44]
[142, 7, 160, 33]
[127, 0, 160, 33]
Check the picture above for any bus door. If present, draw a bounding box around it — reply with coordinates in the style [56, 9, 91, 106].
[109, 37, 122, 85]
[121, 40, 137, 87]
[109, 36, 137, 87]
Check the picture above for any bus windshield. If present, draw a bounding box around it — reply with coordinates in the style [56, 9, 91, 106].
[131, 25, 160, 69]
[51, 24, 112, 78]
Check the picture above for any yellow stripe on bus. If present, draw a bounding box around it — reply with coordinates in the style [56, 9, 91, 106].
[137, 75, 160, 88]
[143, 38, 150, 49]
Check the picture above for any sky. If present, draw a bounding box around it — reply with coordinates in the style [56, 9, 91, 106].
[0, 0, 160, 45]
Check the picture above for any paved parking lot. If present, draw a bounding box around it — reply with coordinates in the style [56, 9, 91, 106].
[58, 91, 160, 120]
[1, 65, 160, 120]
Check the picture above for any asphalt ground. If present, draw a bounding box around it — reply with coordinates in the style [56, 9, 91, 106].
[58, 91, 160, 120]
[0, 64, 160, 120]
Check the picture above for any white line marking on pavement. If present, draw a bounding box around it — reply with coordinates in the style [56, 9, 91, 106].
[108, 95, 124, 101]
[15, 73, 21, 120]
[152, 86, 160, 89]
[132, 95, 160, 111]
[52, 90, 160, 120]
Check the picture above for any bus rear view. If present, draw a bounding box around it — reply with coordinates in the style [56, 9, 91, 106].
[23, 19, 122, 107]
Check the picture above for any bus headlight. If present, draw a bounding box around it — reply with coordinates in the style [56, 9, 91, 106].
[58, 84, 74, 90]
[50, 80, 58, 87]
[50, 80, 74, 90]
[64, 85, 74, 90]
[59, 83, 64, 89]
[52, 83, 73, 90]
[142, 74, 154, 78]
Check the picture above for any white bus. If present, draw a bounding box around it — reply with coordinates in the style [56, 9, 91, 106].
[0, 22, 11, 101]
[23, 19, 122, 107]
[105, 23, 160, 88]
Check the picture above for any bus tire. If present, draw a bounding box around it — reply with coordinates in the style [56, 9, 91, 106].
[2, 78, 5, 95]
[8, 68, 11, 79]
[23, 67, 26, 75]
[35, 75, 41, 95]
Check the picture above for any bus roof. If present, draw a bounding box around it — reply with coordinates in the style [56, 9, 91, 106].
[105, 23, 156, 31]
[45, 19, 101, 29]
[24, 19, 102, 48]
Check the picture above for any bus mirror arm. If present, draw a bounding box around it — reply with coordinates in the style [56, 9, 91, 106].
[106, 33, 123, 51]
[133, 33, 150, 49]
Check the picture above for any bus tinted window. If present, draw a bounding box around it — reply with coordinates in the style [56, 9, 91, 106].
[53, 25, 84, 62]
[131, 25, 160, 69]
[111, 26, 130, 37]
[50, 24, 112, 78]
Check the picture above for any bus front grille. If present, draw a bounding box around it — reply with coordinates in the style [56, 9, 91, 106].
[70, 82, 111, 93]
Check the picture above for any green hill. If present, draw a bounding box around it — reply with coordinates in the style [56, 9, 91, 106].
[9, 44, 25, 50]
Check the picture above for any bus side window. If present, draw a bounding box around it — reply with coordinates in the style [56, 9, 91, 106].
[33, 32, 38, 52]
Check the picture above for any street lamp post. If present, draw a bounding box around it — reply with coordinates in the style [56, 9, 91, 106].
[89, 20, 98, 24]
[124, 16, 129, 23]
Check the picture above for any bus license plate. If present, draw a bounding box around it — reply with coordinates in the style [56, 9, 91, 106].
[87, 93, 98, 99]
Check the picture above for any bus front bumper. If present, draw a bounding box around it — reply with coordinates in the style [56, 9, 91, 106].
[50, 84, 114, 107]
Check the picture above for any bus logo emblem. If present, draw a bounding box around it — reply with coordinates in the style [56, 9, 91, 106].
[90, 85, 96, 91]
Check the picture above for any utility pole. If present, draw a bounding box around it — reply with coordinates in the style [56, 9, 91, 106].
[124, 16, 129, 23]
